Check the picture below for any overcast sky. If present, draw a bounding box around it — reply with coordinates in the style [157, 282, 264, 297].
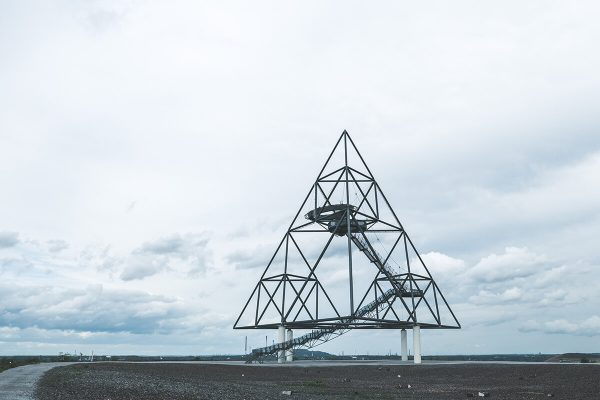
[1, 1, 600, 356]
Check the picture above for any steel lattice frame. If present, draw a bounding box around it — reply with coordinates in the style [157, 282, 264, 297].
[234, 131, 460, 332]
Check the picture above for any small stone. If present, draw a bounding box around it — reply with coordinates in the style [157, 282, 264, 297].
[281, 390, 292, 395]
[407, 384, 412, 389]
[397, 374, 401, 378]
[478, 392, 490, 397]
[547, 394, 554, 398]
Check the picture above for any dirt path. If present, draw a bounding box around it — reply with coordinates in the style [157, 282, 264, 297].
[0, 363, 74, 400]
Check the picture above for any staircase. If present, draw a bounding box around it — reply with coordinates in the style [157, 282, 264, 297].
[244, 233, 422, 363]
[245, 287, 397, 363]
[350, 234, 423, 298]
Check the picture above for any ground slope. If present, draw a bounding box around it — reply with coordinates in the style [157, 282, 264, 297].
[36, 362, 600, 400]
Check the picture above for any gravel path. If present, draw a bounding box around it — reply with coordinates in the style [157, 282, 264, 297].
[35, 362, 600, 399]
[0, 363, 74, 400]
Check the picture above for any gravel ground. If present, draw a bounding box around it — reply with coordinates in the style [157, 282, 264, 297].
[35, 362, 600, 400]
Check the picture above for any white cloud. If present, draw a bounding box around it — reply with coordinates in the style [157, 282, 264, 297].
[468, 247, 548, 283]
[520, 316, 600, 336]
[419, 251, 465, 284]
[120, 259, 164, 281]
[120, 233, 211, 281]
[0, 257, 33, 272]
[581, 316, 600, 334]
[0, 283, 188, 334]
[453, 302, 517, 328]
[47, 239, 69, 253]
[138, 235, 187, 255]
[0, 231, 19, 248]
[225, 245, 275, 270]
[1, 0, 600, 355]
[469, 287, 523, 305]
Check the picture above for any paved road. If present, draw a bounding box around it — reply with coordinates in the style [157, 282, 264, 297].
[0, 363, 74, 400]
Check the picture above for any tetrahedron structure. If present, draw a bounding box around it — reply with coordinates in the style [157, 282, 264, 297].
[234, 131, 459, 361]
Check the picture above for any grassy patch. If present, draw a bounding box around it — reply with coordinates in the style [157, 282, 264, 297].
[0, 358, 40, 373]
[303, 379, 328, 388]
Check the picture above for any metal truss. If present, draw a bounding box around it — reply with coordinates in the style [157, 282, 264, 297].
[234, 131, 460, 361]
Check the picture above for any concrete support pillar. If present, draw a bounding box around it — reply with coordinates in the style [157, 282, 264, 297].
[286, 329, 294, 362]
[413, 326, 421, 364]
[401, 329, 408, 361]
[277, 326, 286, 364]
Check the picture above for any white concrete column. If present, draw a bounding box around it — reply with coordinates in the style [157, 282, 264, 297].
[286, 329, 294, 362]
[401, 329, 408, 361]
[413, 325, 421, 364]
[277, 326, 286, 363]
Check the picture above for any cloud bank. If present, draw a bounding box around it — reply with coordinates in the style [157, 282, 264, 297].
[1, 0, 599, 355]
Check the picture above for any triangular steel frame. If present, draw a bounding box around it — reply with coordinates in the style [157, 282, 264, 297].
[234, 131, 460, 331]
